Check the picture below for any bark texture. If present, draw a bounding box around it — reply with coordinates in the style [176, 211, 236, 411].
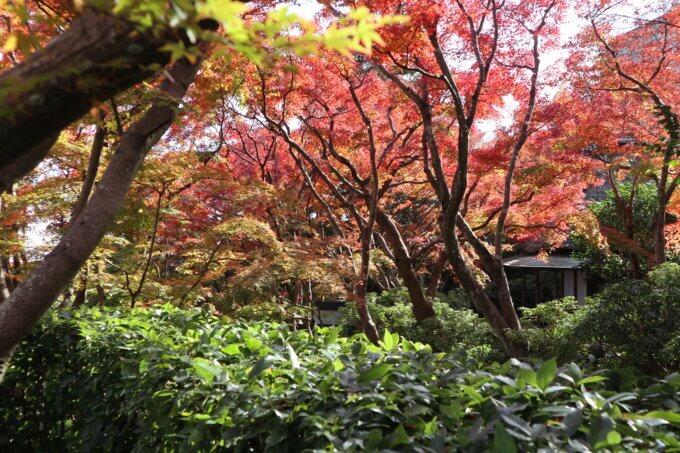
[426, 250, 448, 299]
[69, 119, 107, 223]
[375, 210, 434, 321]
[0, 9, 176, 186]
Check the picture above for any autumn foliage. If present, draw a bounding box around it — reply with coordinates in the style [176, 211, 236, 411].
[0, 0, 678, 356]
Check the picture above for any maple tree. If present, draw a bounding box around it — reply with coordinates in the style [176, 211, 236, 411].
[566, 1, 680, 272]
[242, 56, 439, 340]
[0, 0, 395, 357]
[298, 0, 587, 355]
[0, 0, 677, 363]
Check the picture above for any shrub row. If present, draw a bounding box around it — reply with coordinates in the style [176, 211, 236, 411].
[339, 287, 503, 362]
[2, 306, 680, 451]
[343, 264, 680, 375]
[514, 263, 680, 375]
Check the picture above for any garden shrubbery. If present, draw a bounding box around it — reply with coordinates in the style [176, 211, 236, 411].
[512, 264, 680, 374]
[511, 297, 583, 361]
[2, 306, 680, 452]
[511, 263, 680, 374]
[339, 288, 503, 361]
[345, 264, 680, 376]
[571, 263, 680, 374]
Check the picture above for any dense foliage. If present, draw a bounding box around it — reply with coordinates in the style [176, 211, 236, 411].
[590, 183, 659, 254]
[339, 288, 503, 361]
[2, 306, 680, 452]
[344, 263, 680, 378]
[2, 0, 680, 357]
[511, 298, 583, 361]
[508, 264, 680, 375]
[572, 263, 680, 374]
[573, 183, 663, 281]
[1, 2, 679, 449]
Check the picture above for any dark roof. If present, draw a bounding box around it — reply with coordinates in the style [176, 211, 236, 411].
[502, 255, 584, 269]
[314, 300, 347, 309]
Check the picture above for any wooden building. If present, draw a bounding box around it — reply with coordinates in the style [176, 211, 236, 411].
[503, 255, 588, 307]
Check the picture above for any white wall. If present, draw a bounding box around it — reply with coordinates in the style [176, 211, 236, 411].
[576, 270, 587, 304]
[563, 269, 587, 304]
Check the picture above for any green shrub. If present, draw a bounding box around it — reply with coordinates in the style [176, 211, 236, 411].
[2, 306, 680, 452]
[572, 231, 628, 283]
[510, 265, 680, 374]
[230, 301, 289, 323]
[340, 288, 502, 361]
[590, 182, 658, 252]
[572, 263, 680, 374]
[436, 287, 473, 310]
[512, 297, 583, 361]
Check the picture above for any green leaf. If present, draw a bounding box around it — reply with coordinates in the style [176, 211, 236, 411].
[286, 344, 300, 369]
[537, 358, 557, 391]
[562, 363, 582, 383]
[189, 427, 204, 444]
[588, 414, 617, 449]
[578, 375, 608, 386]
[139, 359, 150, 374]
[461, 385, 484, 403]
[494, 423, 517, 453]
[248, 356, 273, 378]
[221, 344, 241, 356]
[665, 373, 680, 388]
[518, 368, 538, 388]
[358, 363, 392, 383]
[389, 424, 410, 447]
[440, 401, 463, 420]
[562, 409, 583, 436]
[365, 429, 383, 450]
[645, 411, 680, 424]
[423, 417, 438, 436]
[245, 337, 263, 352]
[192, 358, 221, 385]
[379, 330, 399, 351]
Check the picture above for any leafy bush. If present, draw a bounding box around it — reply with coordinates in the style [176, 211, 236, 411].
[590, 182, 658, 253]
[512, 298, 583, 361]
[572, 231, 628, 283]
[510, 266, 680, 374]
[340, 288, 502, 361]
[3, 306, 679, 451]
[230, 300, 289, 323]
[571, 263, 680, 375]
[435, 287, 473, 310]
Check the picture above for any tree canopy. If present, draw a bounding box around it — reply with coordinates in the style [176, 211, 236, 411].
[0, 0, 678, 358]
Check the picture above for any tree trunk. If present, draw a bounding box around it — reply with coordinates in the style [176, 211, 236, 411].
[0, 51, 208, 358]
[356, 235, 380, 344]
[0, 266, 10, 303]
[443, 218, 527, 357]
[179, 240, 224, 306]
[426, 250, 448, 299]
[0, 134, 59, 193]
[375, 210, 434, 321]
[1, 256, 15, 293]
[130, 187, 165, 307]
[654, 199, 667, 266]
[0, 9, 178, 185]
[94, 263, 106, 306]
[11, 254, 22, 288]
[0, 197, 12, 302]
[455, 215, 522, 331]
[70, 118, 107, 224]
[72, 268, 88, 308]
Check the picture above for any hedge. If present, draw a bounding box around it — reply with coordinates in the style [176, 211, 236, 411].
[1, 306, 679, 451]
